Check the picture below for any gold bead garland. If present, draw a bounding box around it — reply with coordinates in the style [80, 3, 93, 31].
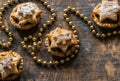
[1, 0, 118, 67]
[0, 0, 16, 48]
[21, 5, 80, 66]
[64, 7, 120, 39]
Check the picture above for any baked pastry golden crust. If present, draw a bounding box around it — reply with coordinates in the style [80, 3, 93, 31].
[45, 27, 78, 57]
[0, 50, 23, 81]
[10, 2, 42, 30]
[92, 0, 120, 28]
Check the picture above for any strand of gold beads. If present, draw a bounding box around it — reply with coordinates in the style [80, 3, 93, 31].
[0, 0, 16, 48]
[64, 7, 120, 38]
[21, 5, 80, 66]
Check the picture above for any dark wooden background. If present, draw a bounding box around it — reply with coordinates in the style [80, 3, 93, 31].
[0, 0, 120, 81]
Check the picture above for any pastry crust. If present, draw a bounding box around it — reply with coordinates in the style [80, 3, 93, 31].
[92, 0, 120, 28]
[0, 50, 23, 81]
[10, 2, 42, 30]
[45, 27, 78, 57]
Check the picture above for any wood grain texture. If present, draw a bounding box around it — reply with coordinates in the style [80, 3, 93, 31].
[0, 0, 120, 81]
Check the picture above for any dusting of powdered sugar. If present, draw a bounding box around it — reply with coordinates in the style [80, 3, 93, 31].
[19, 3, 39, 17]
[99, 2, 119, 13]
[0, 58, 12, 75]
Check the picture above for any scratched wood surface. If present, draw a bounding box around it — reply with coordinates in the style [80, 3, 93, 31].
[0, 0, 120, 81]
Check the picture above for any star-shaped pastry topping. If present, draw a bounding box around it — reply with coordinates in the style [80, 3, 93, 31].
[97, 0, 120, 22]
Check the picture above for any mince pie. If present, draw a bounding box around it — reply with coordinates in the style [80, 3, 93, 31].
[10, 2, 43, 30]
[92, 0, 120, 28]
[45, 27, 78, 57]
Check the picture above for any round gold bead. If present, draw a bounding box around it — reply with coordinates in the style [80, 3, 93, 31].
[118, 31, 120, 34]
[28, 35, 32, 39]
[7, 0, 11, 5]
[3, 3, 8, 8]
[52, 13, 56, 17]
[75, 50, 79, 54]
[42, 61, 47, 65]
[44, 2, 48, 6]
[73, 30, 78, 34]
[113, 31, 117, 35]
[21, 41, 25, 45]
[77, 40, 80, 43]
[43, 24, 47, 28]
[50, 9, 55, 13]
[96, 33, 100, 37]
[2, 43, 7, 47]
[1, 39, 5, 42]
[66, 58, 70, 61]
[37, 41, 42, 45]
[9, 37, 13, 42]
[37, 59, 42, 63]
[67, 6, 71, 10]
[0, 41, 2, 45]
[33, 56, 37, 61]
[7, 42, 11, 46]
[47, 21, 51, 25]
[80, 14, 84, 18]
[32, 37, 37, 41]
[0, 7, 4, 12]
[88, 21, 92, 25]
[50, 17, 54, 21]
[76, 10, 80, 15]
[1, 25, 5, 29]
[66, 18, 70, 22]
[0, 12, 2, 16]
[38, 33, 42, 37]
[31, 47, 35, 51]
[69, 21, 73, 26]
[75, 45, 80, 49]
[71, 54, 75, 58]
[92, 30, 96, 34]
[54, 61, 59, 65]
[8, 32, 12, 36]
[60, 60, 65, 64]
[64, 9, 68, 13]
[107, 33, 112, 36]
[84, 17, 88, 21]
[0, 17, 2, 20]
[72, 25, 76, 30]
[0, 21, 3, 25]
[28, 45, 32, 49]
[101, 34, 106, 38]
[31, 52, 35, 56]
[23, 45, 27, 49]
[5, 28, 9, 32]
[90, 25, 94, 30]
[40, 28, 43, 32]
[64, 14, 68, 17]
[33, 42, 37, 47]
[24, 37, 28, 41]
[71, 8, 76, 12]
[47, 5, 51, 9]
[48, 61, 53, 65]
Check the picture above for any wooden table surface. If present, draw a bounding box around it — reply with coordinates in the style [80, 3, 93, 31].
[0, 0, 120, 81]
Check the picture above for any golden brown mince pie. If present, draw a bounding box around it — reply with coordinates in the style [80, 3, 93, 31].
[0, 50, 23, 81]
[10, 2, 43, 30]
[92, 0, 120, 28]
[45, 27, 78, 57]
